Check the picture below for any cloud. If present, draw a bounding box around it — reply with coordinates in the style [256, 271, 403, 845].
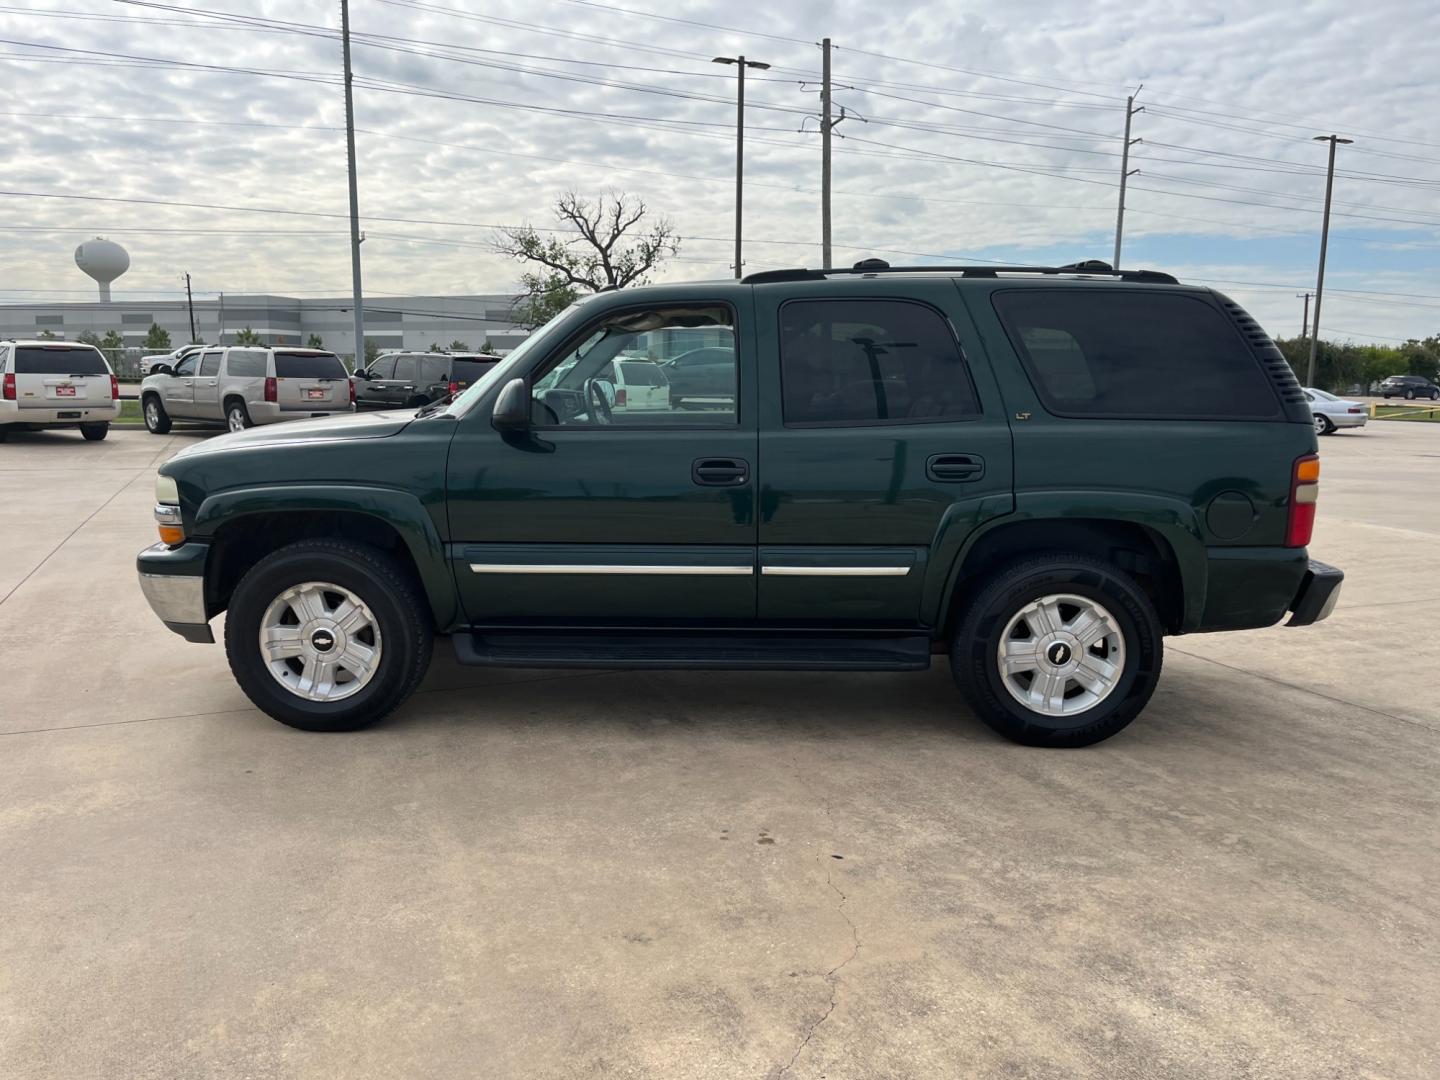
[0, 0, 1436, 342]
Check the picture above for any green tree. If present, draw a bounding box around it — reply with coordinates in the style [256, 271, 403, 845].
[364, 338, 381, 366]
[233, 327, 262, 346]
[427, 342, 443, 352]
[494, 190, 679, 329]
[36, 328, 57, 340]
[306, 333, 324, 349]
[76, 330, 103, 348]
[99, 329, 124, 355]
[143, 322, 172, 351]
[479, 338, 496, 355]
[447, 339, 469, 352]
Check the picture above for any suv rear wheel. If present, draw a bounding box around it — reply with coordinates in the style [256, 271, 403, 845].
[224, 539, 433, 731]
[143, 394, 171, 434]
[1404, 388, 1416, 400]
[951, 553, 1163, 747]
[80, 422, 109, 441]
[225, 399, 252, 432]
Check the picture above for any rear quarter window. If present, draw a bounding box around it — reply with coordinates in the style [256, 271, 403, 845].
[274, 352, 347, 379]
[451, 358, 497, 382]
[992, 289, 1280, 419]
[14, 346, 109, 375]
[225, 350, 267, 378]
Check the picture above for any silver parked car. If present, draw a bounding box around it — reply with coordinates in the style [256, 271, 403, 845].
[140, 346, 354, 434]
[1302, 387, 1368, 435]
[0, 339, 120, 441]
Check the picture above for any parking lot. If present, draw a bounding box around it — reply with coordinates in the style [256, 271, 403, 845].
[2, 424, 1437, 1078]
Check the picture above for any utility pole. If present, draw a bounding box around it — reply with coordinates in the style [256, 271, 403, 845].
[714, 54, 771, 278]
[217, 292, 225, 345]
[1113, 87, 1143, 269]
[341, 0, 365, 365]
[184, 272, 197, 344]
[1308, 134, 1353, 387]
[821, 38, 832, 268]
[1297, 292, 1311, 339]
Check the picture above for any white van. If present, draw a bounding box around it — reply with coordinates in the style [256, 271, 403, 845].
[0, 340, 120, 442]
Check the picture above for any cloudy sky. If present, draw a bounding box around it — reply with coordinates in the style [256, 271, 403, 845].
[2, 0, 1438, 344]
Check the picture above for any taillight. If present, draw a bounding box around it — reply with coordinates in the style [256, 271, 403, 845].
[2, 373, 13, 400]
[1347, 407, 1364, 414]
[447, 380, 459, 397]
[615, 388, 627, 407]
[1286, 454, 1320, 547]
[110, 374, 119, 400]
[263, 377, 277, 403]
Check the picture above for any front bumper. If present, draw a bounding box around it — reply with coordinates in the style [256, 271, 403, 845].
[137, 541, 214, 643]
[1287, 559, 1344, 627]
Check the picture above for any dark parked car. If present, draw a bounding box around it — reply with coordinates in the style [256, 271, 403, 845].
[353, 351, 500, 409]
[659, 346, 737, 407]
[138, 259, 1342, 748]
[1378, 375, 1439, 400]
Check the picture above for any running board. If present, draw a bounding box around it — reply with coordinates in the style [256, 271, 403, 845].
[451, 631, 932, 671]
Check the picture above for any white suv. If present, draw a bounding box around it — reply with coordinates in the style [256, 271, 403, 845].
[140, 346, 355, 433]
[0, 340, 120, 442]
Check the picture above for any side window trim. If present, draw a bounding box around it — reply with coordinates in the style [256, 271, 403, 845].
[777, 295, 983, 429]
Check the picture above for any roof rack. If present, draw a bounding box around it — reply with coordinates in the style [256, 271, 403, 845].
[742, 259, 1178, 286]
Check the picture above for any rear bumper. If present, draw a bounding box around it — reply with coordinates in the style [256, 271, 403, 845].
[136, 541, 214, 643]
[1328, 412, 1367, 428]
[0, 402, 120, 425]
[1287, 559, 1344, 627]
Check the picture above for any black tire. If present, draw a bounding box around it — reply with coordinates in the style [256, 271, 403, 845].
[1404, 389, 1415, 400]
[0, 426, 8, 443]
[1314, 413, 1335, 436]
[951, 553, 1164, 748]
[143, 394, 171, 434]
[1431, 390, 1439, 401]
[80, 422, 109, 441]
[225, 398, 252, 432]
[224, 539, 433, 732]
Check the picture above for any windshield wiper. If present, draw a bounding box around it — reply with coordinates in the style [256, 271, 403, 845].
[414, 399, 453, 419]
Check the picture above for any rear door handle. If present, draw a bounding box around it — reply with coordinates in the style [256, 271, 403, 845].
[692, 457, 749, 486]
[927, 454, 985, 482]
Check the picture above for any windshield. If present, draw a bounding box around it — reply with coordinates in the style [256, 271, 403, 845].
[446, 299, 592, 416]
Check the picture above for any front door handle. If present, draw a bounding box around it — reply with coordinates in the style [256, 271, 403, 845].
[692, 457, 749, 486]
[927, 453, 985, 482]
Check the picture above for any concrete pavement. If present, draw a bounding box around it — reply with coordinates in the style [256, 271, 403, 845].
[1, 423, 1437, 1079]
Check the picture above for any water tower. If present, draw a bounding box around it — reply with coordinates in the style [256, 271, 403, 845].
[74, 237, 130, 302]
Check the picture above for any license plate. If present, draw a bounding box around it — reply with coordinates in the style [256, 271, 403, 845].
[305, 388, 326, 400]
[55, 385, 76, 397]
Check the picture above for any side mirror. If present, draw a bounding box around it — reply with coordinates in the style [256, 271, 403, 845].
[354, 369, 371, 380]
[153, 364, 174, 376]
[491, 377, 530, 431]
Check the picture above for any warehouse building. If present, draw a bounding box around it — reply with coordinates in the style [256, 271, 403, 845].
[0, 293, 530, 367]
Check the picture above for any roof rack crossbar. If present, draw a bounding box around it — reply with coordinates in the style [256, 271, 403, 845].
[741, 263, 1178, 285]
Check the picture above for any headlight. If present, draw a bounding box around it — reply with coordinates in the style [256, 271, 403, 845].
[154, 474, 183, 545]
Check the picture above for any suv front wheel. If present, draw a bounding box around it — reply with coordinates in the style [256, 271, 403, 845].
[224, 539, 433, 731]
[951, 553, 1163, 747]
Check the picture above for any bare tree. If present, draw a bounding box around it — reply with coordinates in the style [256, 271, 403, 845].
[495, 191, 679, 329]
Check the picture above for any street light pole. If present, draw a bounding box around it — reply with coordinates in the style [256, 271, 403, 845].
[1308, 134, 1353, 386]
[714, 54, 771, 278]
[341, 0, 365, 365]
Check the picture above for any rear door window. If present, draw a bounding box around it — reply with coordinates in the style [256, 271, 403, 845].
[419, 356, 448, 385]
[779, 299, 980, 425]
[618, 361, 665, 386]
[198, 351, 222, 377]
[274, 352, 347, 379]
[393, 355, 418, 382]
[14, 346, 108, 375]
[992, 290, 1280, 419]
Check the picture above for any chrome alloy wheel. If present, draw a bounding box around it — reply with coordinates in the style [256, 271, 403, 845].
[996, 593, 1126, 717]
[145, 399, 161, 428]
[259, 581, 382, 702]
[227, 407, 247, 432]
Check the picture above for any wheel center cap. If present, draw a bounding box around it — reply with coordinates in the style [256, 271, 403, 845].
[310, 628, 337, 653]
[1045, 641, 1073, 666]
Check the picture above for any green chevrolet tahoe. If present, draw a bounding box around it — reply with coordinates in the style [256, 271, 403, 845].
[137, 262, 1342, 747]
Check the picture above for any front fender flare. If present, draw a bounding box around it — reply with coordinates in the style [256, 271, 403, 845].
[193, 484, 458, 629]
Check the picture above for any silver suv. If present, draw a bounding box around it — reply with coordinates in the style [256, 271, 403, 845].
[0, 339, 120, 442]
[140, 346, 354, 433]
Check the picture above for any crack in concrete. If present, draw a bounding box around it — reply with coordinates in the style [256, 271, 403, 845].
[776, 855, 862, 1078]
